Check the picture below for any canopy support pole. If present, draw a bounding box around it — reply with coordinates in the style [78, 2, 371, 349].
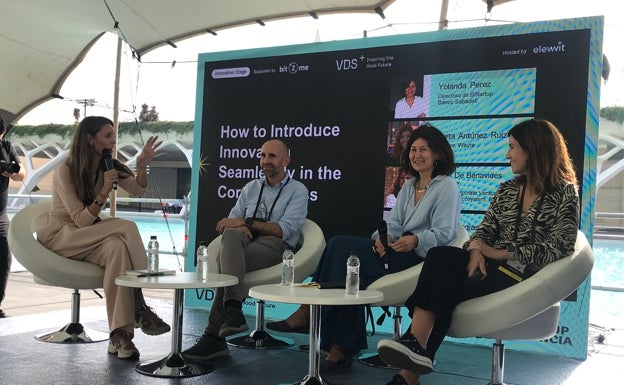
[111, 35, 122, 217]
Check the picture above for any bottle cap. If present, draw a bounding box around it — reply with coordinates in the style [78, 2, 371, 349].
[199, 241, 207, 246]
[150, 235, 157, 239]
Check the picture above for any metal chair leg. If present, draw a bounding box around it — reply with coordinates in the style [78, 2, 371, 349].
[488, 339, 506, 385]
[35, 289, 108, 343]
[359, 305, 402, 368]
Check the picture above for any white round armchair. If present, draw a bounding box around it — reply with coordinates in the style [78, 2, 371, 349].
[8, 201, 108, 343]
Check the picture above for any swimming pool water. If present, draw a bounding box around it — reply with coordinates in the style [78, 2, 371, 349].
[118, 214, 187, 271]
[589, 239, 624, 329]
[591, 239, 624, 287]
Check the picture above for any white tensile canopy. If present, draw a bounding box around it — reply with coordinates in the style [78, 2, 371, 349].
[0, 0, 396, 125]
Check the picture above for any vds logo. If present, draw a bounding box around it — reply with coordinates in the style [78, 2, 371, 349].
[336, 58, 358, 71]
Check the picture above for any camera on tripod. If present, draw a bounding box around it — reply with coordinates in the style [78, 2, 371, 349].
[0, 160, 20, 174]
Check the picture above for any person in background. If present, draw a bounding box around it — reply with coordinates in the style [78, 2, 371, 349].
[182, 139, 309, 361]
[377, 118, 579, 385]
[267, 125, 461, 374]
[37, 116, 170, 359]
[0, 116, 26, 318]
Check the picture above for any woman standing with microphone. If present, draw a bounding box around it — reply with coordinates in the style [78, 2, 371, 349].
[37, 116, 170, 359]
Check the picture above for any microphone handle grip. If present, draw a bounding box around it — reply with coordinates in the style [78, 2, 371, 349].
[103, 157, 117, 190]
[379, 235, 389, 270]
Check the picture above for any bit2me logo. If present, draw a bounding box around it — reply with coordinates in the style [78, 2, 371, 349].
[279, 62, 310, 74]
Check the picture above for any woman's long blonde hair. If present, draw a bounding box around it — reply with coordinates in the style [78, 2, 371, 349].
[66, 116, 133, 205]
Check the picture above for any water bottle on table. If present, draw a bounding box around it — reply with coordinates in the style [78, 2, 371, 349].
[146, 235, 159, 274]
[346, 252, 360, 295]
[282, 249, 295, 286]
[196, 241, 209, 282]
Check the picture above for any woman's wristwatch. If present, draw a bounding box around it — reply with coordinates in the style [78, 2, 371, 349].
[93, 198, 105, 207]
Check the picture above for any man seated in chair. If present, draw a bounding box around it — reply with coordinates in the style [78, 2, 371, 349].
[183, 138, 309, 361]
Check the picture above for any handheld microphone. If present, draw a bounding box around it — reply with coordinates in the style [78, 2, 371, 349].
[102, 149, 117, 190]
[378, 220, 389, 270]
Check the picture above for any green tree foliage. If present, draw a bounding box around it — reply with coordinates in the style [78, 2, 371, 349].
[9, 121, 194, 139]
[601, 106, 624, 125]
[11, 123, 74, 139]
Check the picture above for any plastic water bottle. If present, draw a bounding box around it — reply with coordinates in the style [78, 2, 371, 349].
[281, 249, 295, 286]
[346, 252, 360, 295]
[146, 235, 159, 274]
[196, 241, 209, 282]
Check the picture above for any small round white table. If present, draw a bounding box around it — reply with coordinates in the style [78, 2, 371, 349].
[115, 272, 238, 378]
[249, 284, 383, 385]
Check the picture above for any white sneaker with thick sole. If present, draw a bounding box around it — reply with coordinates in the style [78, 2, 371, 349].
[108, 330, 140, 360]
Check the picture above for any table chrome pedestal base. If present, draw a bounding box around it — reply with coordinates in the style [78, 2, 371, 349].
[296, 374, 327, 385]
[115, 273, 238, 379]
[136, 353, 214, 378]
[228, 329, 293, 349]
[247, 285, 383, 385]
[228, 298, 294, 349]
[36, 322, 109, 343]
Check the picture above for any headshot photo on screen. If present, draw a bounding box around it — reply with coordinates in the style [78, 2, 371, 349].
[387, 122, 414, 166]
[383, 166, 411, 210]
[393, 76, 431, 120]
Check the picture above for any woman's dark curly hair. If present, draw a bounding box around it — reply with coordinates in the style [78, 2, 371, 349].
[400, 124, 455, 178]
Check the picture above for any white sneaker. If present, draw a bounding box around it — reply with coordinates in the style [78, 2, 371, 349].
[108, 329, 139, 360]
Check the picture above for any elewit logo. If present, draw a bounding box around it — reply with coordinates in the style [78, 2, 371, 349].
[533, 41, 566, 54]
